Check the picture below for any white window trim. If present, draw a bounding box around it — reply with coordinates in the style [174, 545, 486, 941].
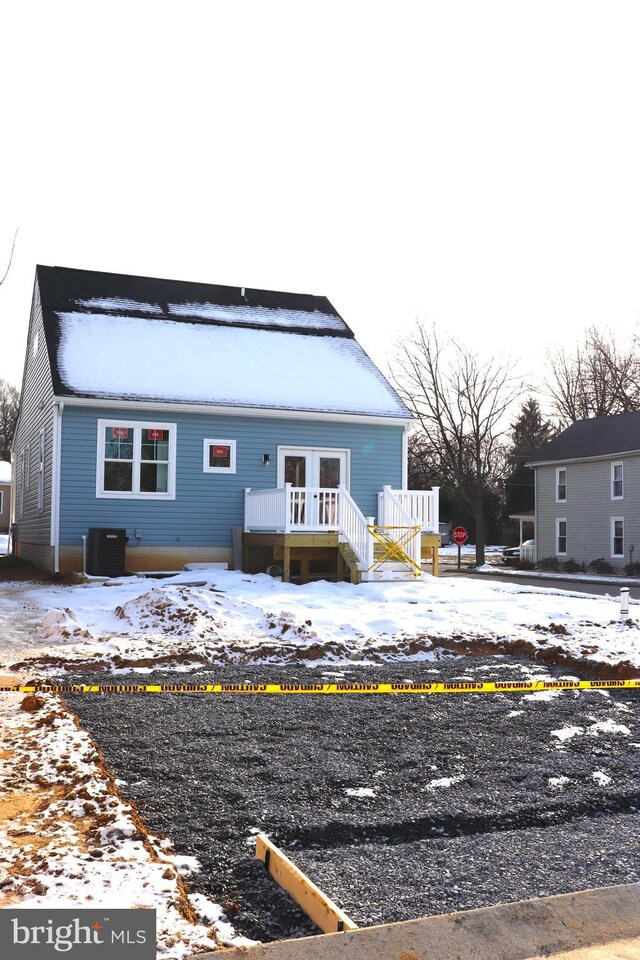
[611, 516, 624, 558]
[203, 439, 237, 474]
[556, 518, 567, 556]
[0, 490, 3, 514]
[611, 461, 624, 500]
[555, 467, 567, 503]
[38, 428, 45, 511]
[96, 419, 177, 500]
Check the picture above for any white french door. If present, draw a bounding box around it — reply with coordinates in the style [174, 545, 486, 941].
[277, 447, 349, 529]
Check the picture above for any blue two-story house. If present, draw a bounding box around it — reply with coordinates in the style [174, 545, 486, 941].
[12, 266, 439, 582]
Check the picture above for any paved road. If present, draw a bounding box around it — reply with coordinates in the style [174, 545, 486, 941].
[440, 568, 640, 600]
[64, 658, 640, 943]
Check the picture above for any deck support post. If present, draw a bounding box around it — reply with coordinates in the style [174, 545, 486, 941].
[283, 543, 291, 583]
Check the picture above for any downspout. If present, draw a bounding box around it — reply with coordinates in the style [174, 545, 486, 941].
[50, 399, 64, 575]
[402, 424, 411, 490]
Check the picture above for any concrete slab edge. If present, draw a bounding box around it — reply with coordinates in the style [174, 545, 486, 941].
[198, 883, 640, 960]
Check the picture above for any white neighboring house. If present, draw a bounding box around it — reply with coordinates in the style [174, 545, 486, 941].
[0, 460, 11, 535]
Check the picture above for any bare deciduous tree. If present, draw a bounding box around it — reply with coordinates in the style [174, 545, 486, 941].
[0, 380, 19, 462]
[546, 326, 640, 424]
[0, 229, 17, 287]
[392, 323, 520, 565]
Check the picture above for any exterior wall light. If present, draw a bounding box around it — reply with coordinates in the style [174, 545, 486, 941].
[262, 454, 270, 465]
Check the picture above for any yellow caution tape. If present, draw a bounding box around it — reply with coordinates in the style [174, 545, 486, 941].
[2, 680, 639, 694]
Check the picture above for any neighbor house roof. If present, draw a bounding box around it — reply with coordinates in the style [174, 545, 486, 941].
[0, 461, 10, 484]
[36, 266, 411, 419]
[527, 410, 640, 465]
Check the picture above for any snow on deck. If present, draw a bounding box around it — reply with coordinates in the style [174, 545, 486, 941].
[56, 313, 409, 416]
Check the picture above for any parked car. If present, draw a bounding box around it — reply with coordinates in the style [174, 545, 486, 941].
[439, 522, 452, 546]
[502, 539, 535, 565]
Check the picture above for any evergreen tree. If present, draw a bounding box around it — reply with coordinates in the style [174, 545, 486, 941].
[504, 398, 555, 518]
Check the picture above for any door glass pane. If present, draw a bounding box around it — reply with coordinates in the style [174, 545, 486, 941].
[319, 457, 340, 488]
[285, 456, 306, 487]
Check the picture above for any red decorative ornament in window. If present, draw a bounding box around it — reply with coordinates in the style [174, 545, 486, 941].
[213, 445, 229, 458]
[112, 427, 129, 439]
[148, 429, 164, 441]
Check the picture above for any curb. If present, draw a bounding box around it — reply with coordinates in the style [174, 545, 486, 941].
[197, 883, 640, 960]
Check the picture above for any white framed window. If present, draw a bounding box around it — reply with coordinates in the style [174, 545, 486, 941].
[611, 517, 624, 558]
[96, 420, 177, 499]
[38, 428, 45, 511]
[556, 518, 567, 555]
[203, 439, 236, 474]
[24, 444, 31, 491]
[19, 449, 25, 516]
[611, 462, 623, 500]
[555, 467, 567, 503]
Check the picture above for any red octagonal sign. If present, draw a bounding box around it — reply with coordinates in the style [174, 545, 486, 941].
[453, 526, 468, 546]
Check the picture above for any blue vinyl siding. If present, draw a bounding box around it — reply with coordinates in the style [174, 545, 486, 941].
[59, 407, 404, 548]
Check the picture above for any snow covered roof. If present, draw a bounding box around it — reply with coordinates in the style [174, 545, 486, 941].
[37, 266, 410, 419]
[0, 461, 10, 484]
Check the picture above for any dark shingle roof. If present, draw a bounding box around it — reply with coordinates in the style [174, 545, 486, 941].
[34, 265, 411, 418]
[527, 411, 640, 464]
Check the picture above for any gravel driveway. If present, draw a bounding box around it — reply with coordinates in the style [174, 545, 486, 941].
[64, 657, 640, 942]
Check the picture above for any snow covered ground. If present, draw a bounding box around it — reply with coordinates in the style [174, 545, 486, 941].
[1, 566, 639, 956]
[2, 566, 638, 676]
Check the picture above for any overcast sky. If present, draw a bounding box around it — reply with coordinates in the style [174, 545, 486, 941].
[2, 1, 640, 397]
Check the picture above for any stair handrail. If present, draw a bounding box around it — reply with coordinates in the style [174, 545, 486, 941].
[337, 484, 373, 570]
[377, 486, 422, 571]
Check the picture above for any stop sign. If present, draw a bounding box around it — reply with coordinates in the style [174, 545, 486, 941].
[453, 526, 468, 546]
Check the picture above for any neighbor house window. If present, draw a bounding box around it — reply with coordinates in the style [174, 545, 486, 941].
[556, 467, 567, 502]
[611, 462, 623, 500]
[203, 439, 236, 474]
[611, 518, 624, 558]
[38, 428, 45, 511]
[96, 420, 176, 499]
[19, 449, 25, 515]
[556, 518, 567, 555]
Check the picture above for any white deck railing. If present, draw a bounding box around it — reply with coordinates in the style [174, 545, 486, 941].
[245, 484, 342, 533]
[337, 484, 373, 571]
[245, 484, 438, 574]
[380, 487, 439, 533]
[376, 486, 422, 570]
[244, 486, 289, 532]
[521, 542, 535, 564]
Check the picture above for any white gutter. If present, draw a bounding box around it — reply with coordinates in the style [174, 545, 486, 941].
[50, 399, 63, 575]
[57, 395, 413, 427]
[527, 449, 640, 468]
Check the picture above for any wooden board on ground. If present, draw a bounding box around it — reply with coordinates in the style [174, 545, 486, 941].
[255, 833, 358, 935]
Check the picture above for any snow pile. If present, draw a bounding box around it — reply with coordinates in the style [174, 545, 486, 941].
[0, 691, 254, 957]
